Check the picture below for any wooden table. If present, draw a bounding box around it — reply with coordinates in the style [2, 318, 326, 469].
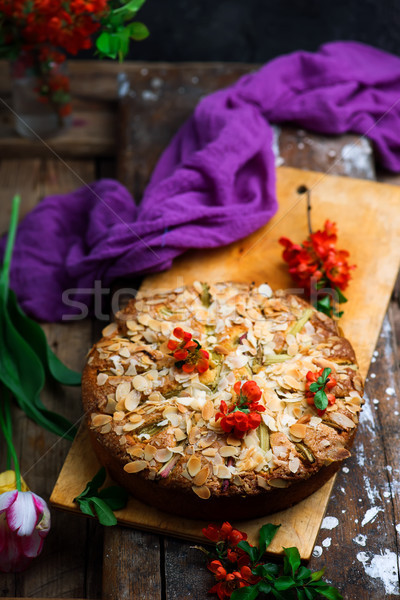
[0, 60, 399, 600]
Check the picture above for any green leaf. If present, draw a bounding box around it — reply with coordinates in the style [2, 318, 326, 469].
[304, 589, 318, 600]
[312, 586, 343, 600]
[296, 566, 312, 581]
[75, 467, 106, 501]
[90, 496, 117, 526]
[321, 368, 331, 382]
[334, 287, 348, 304]
[128, 21, 149, 40]
[313, 390, 328, 410]
[310, 568, 325, 582]
[315, 295, 332, 317]
[120, 0, 147, 12]
[253, 563, 280, 579]
[231, 585, 260, 600]
[283, 547, 301, 577]
[98, 485, 129, 510]
[76, 498, 95, 517]
[257, 582, 272, 594]
[258, 523, 280, 557]
[271, 589, 287, 600]
[7, 290, 81, 385]
[309, 382, 320, 393]
[96, 31, 119, 59]
[274, 575, 296, 591]
[237, 541, 259, 564]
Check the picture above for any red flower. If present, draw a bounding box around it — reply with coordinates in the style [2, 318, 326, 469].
[279, 220, 355, 296]
[202, 522, 247, 546]
[168, 327, 209, 374]
[208, 563, 260, 599]
[215, 381, 265, 439]
[305, 368, 337, 415]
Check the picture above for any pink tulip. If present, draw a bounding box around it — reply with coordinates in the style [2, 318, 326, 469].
[0, 489, 50, 572]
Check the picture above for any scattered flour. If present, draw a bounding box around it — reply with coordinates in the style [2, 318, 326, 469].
[312, 546, 323, 558]
[322, 538, 331, 548]
[361, 507, 384, 527]
[386, 387, 396, 396]
[353, 534, 367, 546]
[321, 516, 339, 530]
[357, 550, 399, 595]
[342, 466, 349, 474]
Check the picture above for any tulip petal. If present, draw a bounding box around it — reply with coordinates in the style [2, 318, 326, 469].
[32, 493, 51, 534]
[7, 492, 40, 536]
[20, 530, 44, 558]
[0, 490, 18, 513]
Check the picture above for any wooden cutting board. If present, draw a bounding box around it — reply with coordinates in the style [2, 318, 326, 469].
[51, 166, 400, 560]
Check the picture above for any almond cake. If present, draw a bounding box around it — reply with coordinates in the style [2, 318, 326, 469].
[82, 282, 364, 520]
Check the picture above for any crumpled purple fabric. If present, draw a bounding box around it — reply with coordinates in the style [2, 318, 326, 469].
[2, 40, 400, 321]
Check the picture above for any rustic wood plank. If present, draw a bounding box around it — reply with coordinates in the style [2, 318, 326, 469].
[117, 63, 256, 198]
[102, 528, 162, 600]
[306, 315, 400, 599]
[0, 158, 103, 599]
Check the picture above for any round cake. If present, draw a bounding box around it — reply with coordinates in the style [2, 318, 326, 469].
[82, 282, 364, 520]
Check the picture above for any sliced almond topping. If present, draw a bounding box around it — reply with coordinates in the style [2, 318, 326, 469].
[187, 455, 202, 477]
[289, 423, 307, 439]
[125, 390, 140, 412]
[177, 403, 188, 413]
[256, 475, 269, 490]
[102, 322, 118, 337]
[268, 478, 289, 488]
[119, 347, 131, 358]
[174, 428, 187, 442]
[127, 446, 144, 458]
[124, 460, 147, 473]
[213, 344, 230, 355]
[154, 448, 173, 463]
[219, 446, 239, 458]
[97, 373, 108, 386]
[92, 414, 112, 427]
[123, 423, 140, 432]
[202, 448, 218, 457]
[100, 423, 112, 434]
[188, 426, 200, 445]
[144, 445, 157, 461]
[193, 466, 210, 486]
[226, 434, 241, 446]
[129, 414, 144, 423]
[132, 375, 148, 391]
[116, 381, 131, 402]
[297, 414, 311, 424]
[289, 456, 300, 473]
[126, 320, 139, 331]
[192, 485, 211, 500]
[214, 465, 232, 479]
[113, 411, 126, 422]
[202, 399, 215, 421]
[283, 375, 305, 391]
[327, 412, 356, 429]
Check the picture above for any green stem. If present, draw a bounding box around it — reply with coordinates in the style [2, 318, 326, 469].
[0, 388, 21, 491]
[0, 195, 21, 299]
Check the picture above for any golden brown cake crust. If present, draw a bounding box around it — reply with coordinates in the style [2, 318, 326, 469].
[82, 282, 364, 520]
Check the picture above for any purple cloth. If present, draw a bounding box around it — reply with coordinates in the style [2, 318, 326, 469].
[3, 41, 400, 321]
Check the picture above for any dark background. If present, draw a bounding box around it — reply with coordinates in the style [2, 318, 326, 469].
[111, 0, 400, 62]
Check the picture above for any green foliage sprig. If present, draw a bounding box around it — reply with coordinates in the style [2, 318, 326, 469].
[74, 467, 129, 526]
[0, 195, 81, 440]
[96, 0, 149, 61]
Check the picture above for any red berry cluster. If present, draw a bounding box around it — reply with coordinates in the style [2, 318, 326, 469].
[0, 0, 108, 57]
[216, 380, 265, 439]
[167, 327, 209, 374]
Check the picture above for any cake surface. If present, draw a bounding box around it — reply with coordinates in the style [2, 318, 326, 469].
[82, 282, 364, 520]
